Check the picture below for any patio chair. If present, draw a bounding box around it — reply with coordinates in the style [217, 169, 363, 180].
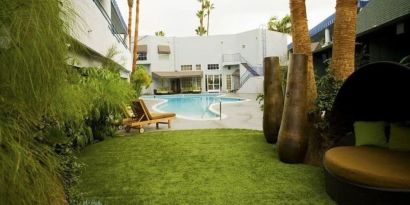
[324, 62, 410, 205]
[123, 99, 176, 133]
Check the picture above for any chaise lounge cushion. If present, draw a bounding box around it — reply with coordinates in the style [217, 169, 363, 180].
[324, 146, 410, 189]
[150, 112, 176, 120]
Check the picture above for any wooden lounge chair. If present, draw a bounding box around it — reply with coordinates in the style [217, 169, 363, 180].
[123, 99, 175, 133]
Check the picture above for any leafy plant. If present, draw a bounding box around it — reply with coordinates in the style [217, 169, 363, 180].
[312, 67, 344, 149]
[256, 93, 264, 111]
[267, 15, 291, 34]
[131, 65, 152, 97]
[79, 67, 134, 141]
[157, 87, 169, 92]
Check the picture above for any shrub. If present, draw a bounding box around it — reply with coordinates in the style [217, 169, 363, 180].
[79, 67, 134, 141]
[312, 67, 344, 150]
[131, 65, 152, 97]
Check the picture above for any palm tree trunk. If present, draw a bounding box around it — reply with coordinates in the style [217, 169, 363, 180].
[331, 0, 358, 81]
[207, 10, 210, 36]
[290, 0, 317, 111]
[127, 0, 133, 49]
[132, 0, 140, 71]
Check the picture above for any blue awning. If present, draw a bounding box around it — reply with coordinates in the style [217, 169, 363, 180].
[358, 0, 370, 8]
[309, 13, 335, 37]
[309, 0, 369, 37]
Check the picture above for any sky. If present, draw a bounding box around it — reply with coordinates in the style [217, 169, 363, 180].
[117, 0, 336, 37]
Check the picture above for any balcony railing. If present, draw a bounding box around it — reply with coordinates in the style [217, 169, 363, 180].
[93, 0, 128, 49]
[222, 53, 242, 63]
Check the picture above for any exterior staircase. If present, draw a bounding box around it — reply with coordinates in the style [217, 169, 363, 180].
[238, 56, 263, 88]
[222, 53, 263, 90]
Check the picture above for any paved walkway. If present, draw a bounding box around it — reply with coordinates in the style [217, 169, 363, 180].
[129, 94, 262, 133]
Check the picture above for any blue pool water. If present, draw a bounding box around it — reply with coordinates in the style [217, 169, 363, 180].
[142, 94, 245, 120]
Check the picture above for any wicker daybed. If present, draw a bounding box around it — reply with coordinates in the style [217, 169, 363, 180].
[324, 62, 410, 204]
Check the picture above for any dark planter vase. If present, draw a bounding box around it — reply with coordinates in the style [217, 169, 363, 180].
[263, 57, 284, 144]
[277, 54, 308, 163]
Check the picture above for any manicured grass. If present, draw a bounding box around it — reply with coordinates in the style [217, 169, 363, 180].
[76, 129, 334, 204]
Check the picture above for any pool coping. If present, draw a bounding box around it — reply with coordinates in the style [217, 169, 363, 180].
[141, 94, 250, 121]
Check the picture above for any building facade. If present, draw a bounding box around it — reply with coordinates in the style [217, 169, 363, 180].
[68, 0, 132, 78]
[137, 29, 288, 94]
[303, 0, 410, 76]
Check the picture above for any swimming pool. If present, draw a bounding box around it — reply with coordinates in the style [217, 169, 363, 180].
[142, 94, 246, 120]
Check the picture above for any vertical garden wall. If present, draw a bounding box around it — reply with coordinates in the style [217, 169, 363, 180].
[0, 0, 138, 204]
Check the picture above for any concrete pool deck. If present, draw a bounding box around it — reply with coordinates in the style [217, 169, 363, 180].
[127, 94, 262, 133]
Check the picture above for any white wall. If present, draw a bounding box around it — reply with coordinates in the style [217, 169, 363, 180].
[235, 30, 262, 66]
[265, 31, 289, 65]
[138, 36, 175, 72]
[138, 28, 287, 93]
[237, 76, 264, 94]
[69, 0, 132, 74]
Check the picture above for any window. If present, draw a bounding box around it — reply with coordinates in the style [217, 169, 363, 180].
[181, 65, 192, 71]
[194, 77, 201, 89]
[181, 78, 192, 90]
[196, 64, 201, 70]
[226, 75, 232, 91]
[137, 52, 147, 61]
[207, 64, 219, 70]
[207, 75, 221, 91]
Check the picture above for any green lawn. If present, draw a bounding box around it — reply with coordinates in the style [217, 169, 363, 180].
[76, 129, 334, 205]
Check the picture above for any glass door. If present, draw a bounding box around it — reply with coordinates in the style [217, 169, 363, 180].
[207, 75, 221, 92]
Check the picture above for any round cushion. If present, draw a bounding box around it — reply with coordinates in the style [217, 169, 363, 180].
[324, 146, 410, 189]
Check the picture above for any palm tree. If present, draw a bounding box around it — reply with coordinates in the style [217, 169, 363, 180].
[132, 0, 140, 71]
[289, 0, 317, 111]
[267, 15, 291, 34]
[331, 0, 358, 81]
[127, 0, 134, 48]
[155, 31, 166, 37]
[195, 26, 206, 36]
[205, 0, 215, 36]
[195, 9, 207, 36]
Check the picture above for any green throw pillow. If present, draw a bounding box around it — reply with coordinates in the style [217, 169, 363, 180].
[354, 121, 387, 147]
[389, 123, 410, 151]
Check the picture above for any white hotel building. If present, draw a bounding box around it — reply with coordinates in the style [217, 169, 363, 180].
[68, 0, 132, 78]
[137, 29, 288, 94]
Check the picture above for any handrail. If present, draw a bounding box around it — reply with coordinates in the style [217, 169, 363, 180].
[240, 70, 252, 87]
[92, 0, 128, 49]
[222, 53, 262, 75]
[222, 53, 264, 88]
[222, 53, 241, 63]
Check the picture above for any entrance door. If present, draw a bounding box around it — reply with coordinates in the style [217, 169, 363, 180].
[171, 79, 180, 93]
[207, 75, 221, 92]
